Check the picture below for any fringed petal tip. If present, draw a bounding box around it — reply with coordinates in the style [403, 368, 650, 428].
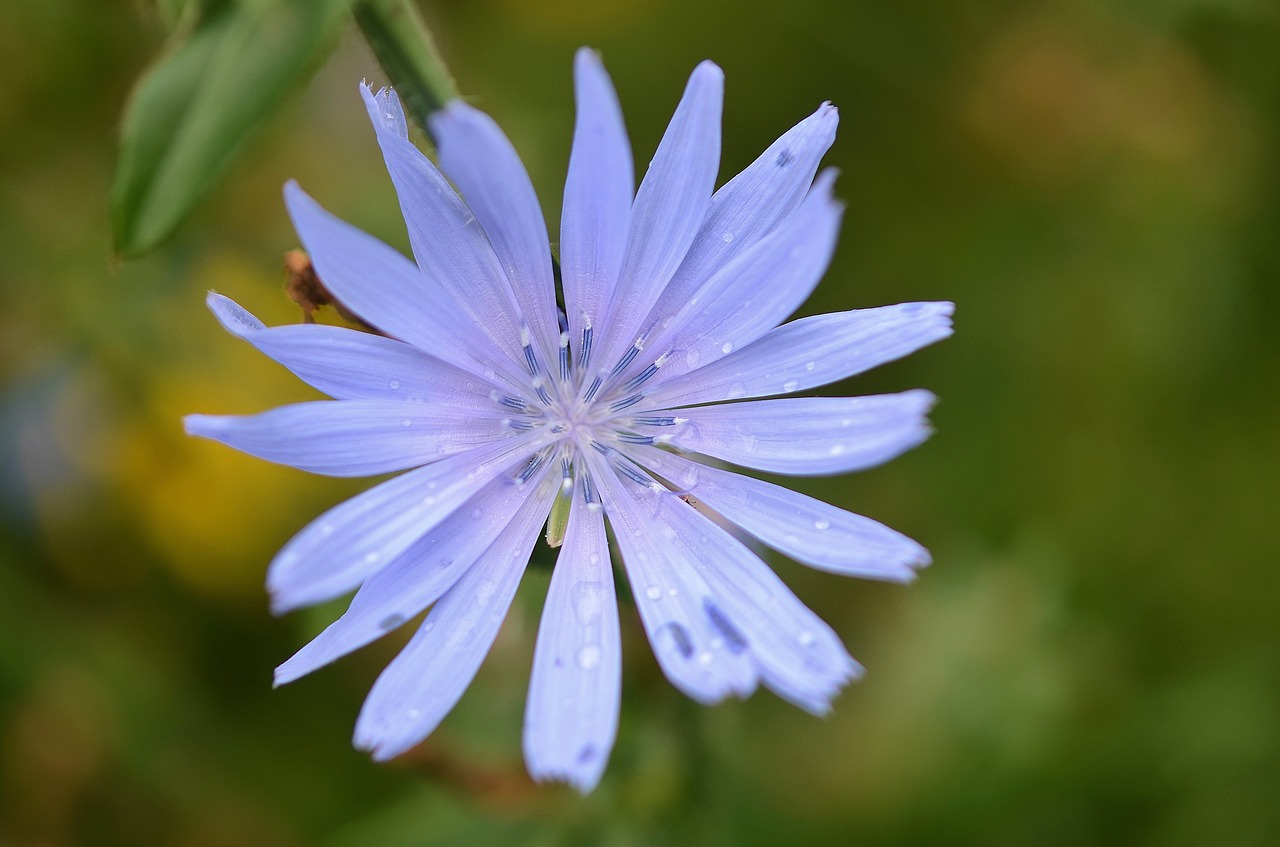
[205, 291, 265, 336]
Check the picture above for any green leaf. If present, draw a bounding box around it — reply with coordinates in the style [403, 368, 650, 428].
[112, 0, 350, 258]
[353, 0, 459, 139]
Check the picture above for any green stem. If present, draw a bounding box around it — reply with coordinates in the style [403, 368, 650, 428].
[353, 0, 459, 140]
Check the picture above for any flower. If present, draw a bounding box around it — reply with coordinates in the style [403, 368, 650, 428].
[185, 48, 953, 793]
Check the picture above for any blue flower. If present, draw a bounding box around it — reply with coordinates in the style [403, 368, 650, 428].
[185, 48, 952, 792]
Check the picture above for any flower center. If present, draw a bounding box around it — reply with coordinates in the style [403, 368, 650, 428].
[490, 321, 681, 486]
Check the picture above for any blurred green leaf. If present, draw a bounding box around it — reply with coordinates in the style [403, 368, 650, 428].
[112, 0, 350, 258]
[353, 0, 459, 139]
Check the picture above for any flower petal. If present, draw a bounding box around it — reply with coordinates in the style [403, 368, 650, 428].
[561, 48, 634, 360]
[641, 301, 954, 410]
[430, 101, 560, 359]
[524, 481, 620, 793]
[359, 84, 528, 366]
[282, 182, 524, 386]
[184, 400, 508, 477]
[638, 487, 862, 713]
[644, 102, 838, 327]
[631, 446, 928, 581]
[275, 472, 552, 685]
[599, 61, 723, 366]
[643, 169, 842, 382]
[205, 293, 503, 403]
[588, 452, 758, 704]
[353, 468, 558, 760]
[267, 434, 539, 612]
[667, 390, 936, 476]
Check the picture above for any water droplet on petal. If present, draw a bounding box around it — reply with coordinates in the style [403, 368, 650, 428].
[722, 231, 734, 243]
[782, 379, 799, 392]
[829, 444, 846, 456]
[645, 585, 662, 601]
[588, 552, 602, 566]
[799, 631, 816, 646]
[696, 650, 714, 666]
[577, 643, 602, 670]
[667, 587, 679, 598]
[572, 582, 606, 624]
[401, 418, 412, 427]
[805, 361, 816, 371]
[388, 379, 401, 390]
[814, 518, 831, 530]
[720, 341, 735, 355]
[470, 507, 483, 520]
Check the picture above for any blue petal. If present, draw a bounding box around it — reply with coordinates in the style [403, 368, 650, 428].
[275, 472, 553, 685]
[282, 183, 526, 387]
[352, 466, 558, 760]
[638, 487, 862, 713]
[524, 483, 620, 793]
[645, 101, 838, 329]
[431, 101, 561, 361]
[267, 435, 540, 612]
[642, 169, 842, 382]
[205, 293, 505, 403]
[184, 399, 508, 477]
[588, 452, 758, 703]
[632, 446, 929, 581]
[597, 61, 722, 367]
[560, 48, 634, 362]
[359, 84, 530, 367]
[641, 301, 955, 409]
[667, 390, 936, 476]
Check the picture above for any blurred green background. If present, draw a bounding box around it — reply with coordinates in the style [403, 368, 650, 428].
[2, 0, 1278, 844]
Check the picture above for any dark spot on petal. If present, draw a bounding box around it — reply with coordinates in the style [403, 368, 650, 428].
[704, 599, 749, 653]
[379, 613, 406, 630]
[659, 622, 695, 659]
[775, 149, 794, 168]
[577, 744, 598, 764]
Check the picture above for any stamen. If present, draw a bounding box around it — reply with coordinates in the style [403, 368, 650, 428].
[579, 323, 593, 370]
[521, 324, 540, 376]
[582, 374, 604, 404]
[616, 433, 655, 445]
[632, 416, 676, 427]
[615, 461, 652, 487]
[516, 449, 549, 482]
[590, 440, 613, 456]
[531, 376, 554, 407]
[609, 392, 645, 412]
[623, 351, 669, 392]
[558, 332, 571, 383]
[505, 418, 536, 431]
[494, 393, 532, 412]
[609, 337, 645, 377]
[580, 472, 596, 505]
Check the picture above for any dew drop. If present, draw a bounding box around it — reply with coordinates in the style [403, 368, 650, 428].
[401, 418, 412, 427]
[721, 231, 735, 243]
[720, 341, 735, 355]
[667, 587, 679, 598]
[727, 382, 747, 399]
[588, 552, 602, 566]
[362, 551, 380, 564]
[645, 585, 662, 601]
[577, 643, 602, 670]
[829, 444, 846, 456]
[814, 518, 831, 530]
[470, 507, 483, 520]
[782, 379, 800, 392]
[805, 361, 816, 371]
[798, 631, 816, 646]
[696, 650, 714, 666]
[388, 379, 401, 390]
[572, 581, 606, 624]
[685, 349, 701, 370]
